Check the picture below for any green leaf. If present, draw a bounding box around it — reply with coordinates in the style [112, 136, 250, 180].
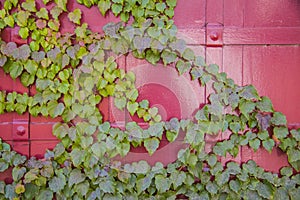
[190, 67, 204, 80]
[136, 176, 152, 194]
[216, 171, 230, 186]
[176, 59, 191, 75]
[9, 61, 23, 79]
[36, 189, 53, 200]
[206, 64, 219, 75]
[12, 167, 26, 182]
[21, 0, 36, 12]
[161, 49, 177, 65]
[68, 8, 82, 25]
[280, 167, 293, 177]
[48, 102, 65, 118]
[69, 169, 86, 187]
[111, 3, 122, 16]
[270, 112, 287, 126]
[274, 187, 289, 200]
[274, 127, 289, 139]
[24, 60, 38, 74]
[249, 138, 260, 152]
[36, 8, 49, 20]
[256, 96, 273, 112]
[145, 49, 160, 65]
[170, 171, 186, 189]
[49, 173, 66, 193]
[239, 85, 259, 100]
[207, 154, 217, 167]
[50, 6, 63, 20]
[256, 182, 273, 199]
[57, 0, 67, 11]
[182, 48, 194, 61]
[156, 2, 166, 12]
[166, 0, 177, 7]
[4, 15, 14, 27]
[98, 0, 111, 16]
[91, 142, 106, 158]
[155, 175, 171, 193]
[127, 101, 138, 116]
[70, 148, 85, 167]
[239, 100, 256, 117]
[205, 181, 218, 195]
[0, 160, 8, 172]
[144, 137, 159, 155]
[229, 180, 241, 193]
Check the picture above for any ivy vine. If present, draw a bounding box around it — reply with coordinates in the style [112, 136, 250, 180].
[0, 0, 299, 199]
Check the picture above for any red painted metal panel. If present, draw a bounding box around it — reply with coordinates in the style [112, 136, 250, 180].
[0, 0, 298, 177]
[243, 46, 300, 124]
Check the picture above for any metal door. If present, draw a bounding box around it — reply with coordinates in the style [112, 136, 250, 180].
[0, 0, 299, 175]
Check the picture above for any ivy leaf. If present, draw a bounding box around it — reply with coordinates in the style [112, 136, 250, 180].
[270, 112, 287, 126]
[256, 96, 273, 112]
[155, 175, 171, 193]
[161, 49, 177, 65]
[144, 137, 159, 156]
[69, 169, 86, 187]
[9, 61, 23, 79]
[91, 142, 106, 158]
[68, 9, 82, 25]
[169, 39, 186, 54]
[127, 101, 138, 116]
[136, 176, 152, 194]
[166, 0, 177, 7]
[36, 189, 53, 200]
[36, 8, 49, 20]
[280, 167, 293, 177]
[249, 138, 261, 152]
[274, 127, 289, 139]
[99, 180, 115, 193]
[190, 66, 204, 80]
[133, 36, 151, 53]
[48, 102, 65, 118]
[111, 3, 122, 16]
[24, 60, 38, 74]
[98, 0, 111, 16]
[229, 180, 241, 193]
[50, 6, 63, 20]
[145, 49, 160, 65]
[133, 160, 150, 174]
[57, 0, 67, 11]
[239, 100, 256, 117]
[207, 154, 217, 167]
[170, 171, 186, 189]
[12, 167, 26, 182]
[206, 64, 219, 75]
[216, 171, 230, 186]
[70, 148, 85, 167]
[205, 181, 218, 195]
[49, 173, 66, 193]
[4, 15, 14, 27]
[256, 182, 274, 199]
[185, 126, 204, 146]
[182, 48, 195, 61]
[21, 0, 36, 12]
[176, 59, 191, 75]
[239, 85, 259, 100]
[148, 122, 164, 137]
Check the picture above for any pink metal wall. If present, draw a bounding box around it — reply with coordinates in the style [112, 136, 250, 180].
[0, 0, 299, 173]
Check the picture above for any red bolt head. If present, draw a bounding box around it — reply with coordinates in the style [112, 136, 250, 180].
[16, 126, 26, 136]
[210, 31, 219, 41]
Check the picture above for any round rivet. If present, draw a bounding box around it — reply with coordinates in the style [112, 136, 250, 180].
[210, 31, 219, 41]
[16, 126, 26, 136]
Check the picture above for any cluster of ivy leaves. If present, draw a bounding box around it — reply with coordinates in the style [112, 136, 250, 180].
[0, 0, 299, 199]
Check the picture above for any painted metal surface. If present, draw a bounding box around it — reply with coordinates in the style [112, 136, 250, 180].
[0, 0, 299, 175]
